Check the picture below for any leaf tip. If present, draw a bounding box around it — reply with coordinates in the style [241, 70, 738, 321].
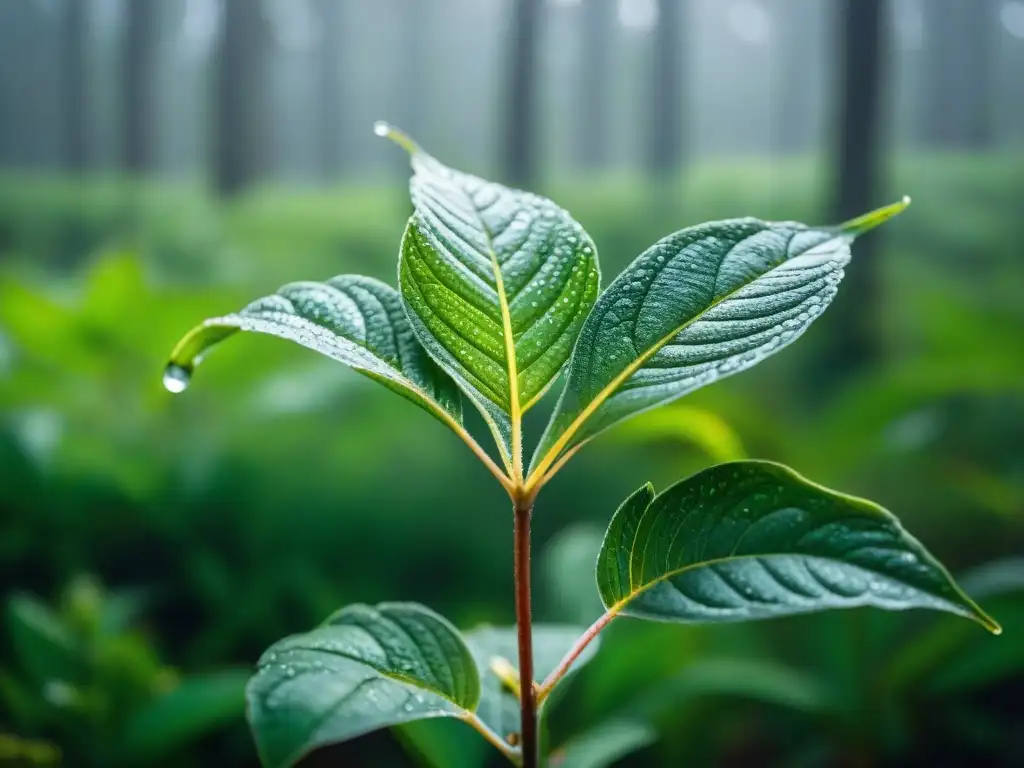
[980, 612, 1003, 635]
[840, 196, 912, 236]
[373, 120, 418, 155]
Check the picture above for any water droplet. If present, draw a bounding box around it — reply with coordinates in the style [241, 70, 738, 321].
[163, 364, 191, 394]
[373, 120, 391, 137]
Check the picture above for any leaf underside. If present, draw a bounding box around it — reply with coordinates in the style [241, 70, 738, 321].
[597, 461, 999, 632]
[166, 275, 462, 426]
[532, 218, 853, 474]
[398, 146, 599, 464]
[246, 603, 480, 768]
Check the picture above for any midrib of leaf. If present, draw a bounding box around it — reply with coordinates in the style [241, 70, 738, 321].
[479, 208, 523, 480]
[527, 259, 773, 489]
[603, 551, 1001, 634]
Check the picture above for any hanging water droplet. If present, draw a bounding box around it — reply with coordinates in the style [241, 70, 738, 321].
[163, 364, 191, 394]
[373, 120, 391, 137]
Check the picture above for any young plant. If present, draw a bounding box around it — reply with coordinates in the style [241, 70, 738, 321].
[164, 124, 1001, 768]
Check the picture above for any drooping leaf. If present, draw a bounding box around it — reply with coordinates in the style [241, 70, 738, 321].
[165, 275, 462, 431]
[246, 603, 480, 768]
[463, 624, 600, 741]
[549, 720, 656, 768]
[382, 124, 600, 466]
[120, 670, 248, 760]
[596, 461, 999, 632]
[531, 201, 909, 478]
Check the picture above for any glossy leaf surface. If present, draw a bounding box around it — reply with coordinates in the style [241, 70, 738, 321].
[463, 624, 600, 741]
[597, 461, 999, 631]
[386, 125, 600, 464]
[246, 603, 479, 768]
[166, 275, 462, 428]
[532, 202, 908, 476]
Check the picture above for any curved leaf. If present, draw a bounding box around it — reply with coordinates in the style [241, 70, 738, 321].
[531, 201, 909, 478]
[382, 124, 600, 467]
[464, 624, 600, 741]
[596, 461, 999, 632]
[165, 275, 462, 429]
[246, 603, 480, 768]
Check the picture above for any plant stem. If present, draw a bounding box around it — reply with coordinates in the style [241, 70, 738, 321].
[536, 609, 615, 705]
[513, 499, 537, 768]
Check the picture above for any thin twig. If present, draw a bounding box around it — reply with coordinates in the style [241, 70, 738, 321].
[536, 610, 616, 705]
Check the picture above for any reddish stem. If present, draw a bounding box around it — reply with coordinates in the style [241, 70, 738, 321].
[513, 500, 537, 768]
[537, 610, 616, 704]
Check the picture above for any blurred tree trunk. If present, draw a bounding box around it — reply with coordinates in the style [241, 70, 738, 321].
[921, 0, 996, 148]
[773, 0, 817, 155]
[646, 0, 685, 179]
[316, 0, 343, 180]
[576, 0, 614, 170]
[122, 0, 158, 173]
[503, 0, 541, 188]
[824, 0, 888, 375]
[215, 0, 268, 196]
[62, 0, 89, 172]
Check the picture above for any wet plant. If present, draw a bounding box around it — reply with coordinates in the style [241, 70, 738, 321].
[164, 124, 1000, 768]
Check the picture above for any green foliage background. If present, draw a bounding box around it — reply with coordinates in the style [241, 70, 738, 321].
[1, 153, 1023, 765]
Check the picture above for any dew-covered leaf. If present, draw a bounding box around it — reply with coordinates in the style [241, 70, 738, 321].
[596, 461, 999, 631]
[463, 624, 600, 742]
[531, 201, 908, 478]
[382, 124, 600, 466]
[246, 603, 480, 768]
[165, 275, 462, 430]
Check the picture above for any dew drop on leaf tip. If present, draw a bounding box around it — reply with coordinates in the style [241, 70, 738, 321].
[162, 364, 191, 394]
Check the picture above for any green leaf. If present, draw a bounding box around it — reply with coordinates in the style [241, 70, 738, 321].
[613, 405, 746, 464]
[6, 594, 81, 685]
[596, 461, 999, 632]
[550, 720, 656, 768]
[382, 123, 600, 467]
[395, 718, 488, 768]
[120, 670, 248, 760]
[246, 603, 480, 768]
[165, 275, 462, 431]
[638, 657, 832, 717]
[463, 624, 600, 741]
[531, 201, 909, 478]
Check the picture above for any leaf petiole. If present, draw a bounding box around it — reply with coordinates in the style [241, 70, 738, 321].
[535, 610, 617, 706]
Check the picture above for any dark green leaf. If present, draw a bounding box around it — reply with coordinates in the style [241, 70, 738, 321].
[596, 461, 999, 632]
[463, 624, 600, 741]
[550, 720, 656, 768]
[531, 201, 908, 477]
[246, 603, 480, 768]
[165, 275, 462, 430]
[6, 594, 81, 685]
[120, 670, 248, 760]
[382, 124, 600, 465]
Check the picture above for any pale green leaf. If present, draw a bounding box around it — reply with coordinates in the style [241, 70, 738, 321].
[463, 624, 600, 741]
[531, 201, 908, 477]
[165, 275, 462, 430]
[613, 405, 746, 464]
[550, 720, 656, 768]
[597, 461, 999, 631]
[246, 603, 480, 768]
[383, 124, 600, 466]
